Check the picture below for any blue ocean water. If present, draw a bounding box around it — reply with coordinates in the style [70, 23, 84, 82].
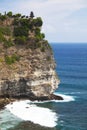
[0, 43, 87, 130]
[51, 43, 87, 130]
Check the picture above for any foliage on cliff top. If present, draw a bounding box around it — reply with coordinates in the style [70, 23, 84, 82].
[0, 11, 44, 44]
[0, 11, 52, 65]
[0, 11, 52, 48]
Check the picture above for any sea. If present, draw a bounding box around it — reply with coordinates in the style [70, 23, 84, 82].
[0, 43, 87, 130]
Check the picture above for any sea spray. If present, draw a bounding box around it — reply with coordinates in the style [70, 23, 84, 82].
[54, 93, 75, 102]
[5, 94, 75, 128]
[6, 100, 58, 128]
[31, 93, 75, 103]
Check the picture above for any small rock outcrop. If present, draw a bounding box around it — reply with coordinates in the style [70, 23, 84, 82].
[0, 12, 60, 99]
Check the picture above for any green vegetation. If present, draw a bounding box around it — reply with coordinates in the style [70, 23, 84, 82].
[41, 46, 45, 52]
[5, 54, 20, 65]
[0, 58, 4, 62]
[4, 39, 14, 48]
[14, 13, 21, 18]
[0, 11, 53, 66]
[0, 32, 5, 42]
[33, 17, 43, 27]
[0, 27, 11, 36]
[0, 11, 52, 52]
[35, 28, 45, 41]
[14, 26, 29, 37]
[15, 36, 27, 45]
[0, 14, 7, 21]
[7, 11, 13, 17]
[0, 26, 12, 47]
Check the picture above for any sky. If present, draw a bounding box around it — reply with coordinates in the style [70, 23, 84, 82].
[0, 0, 87, 43]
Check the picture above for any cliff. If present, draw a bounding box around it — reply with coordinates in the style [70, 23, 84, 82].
[0, 12, 60, 100]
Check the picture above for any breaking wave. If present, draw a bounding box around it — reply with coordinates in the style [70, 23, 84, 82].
[6, 100, 58, 128]
[5, 93, 75, 128]
[53, 92, 75, 102]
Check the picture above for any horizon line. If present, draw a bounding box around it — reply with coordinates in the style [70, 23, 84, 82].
[50, 42, 87, 44]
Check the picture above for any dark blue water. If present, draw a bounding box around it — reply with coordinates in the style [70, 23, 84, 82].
[51, 43, 87, 130]
[0, 43, 87, 130]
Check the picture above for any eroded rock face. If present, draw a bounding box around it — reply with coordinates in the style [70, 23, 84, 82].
[0, 69, 59, 98]
[0, 14, 60, 99]
[0, 47, 60, 98]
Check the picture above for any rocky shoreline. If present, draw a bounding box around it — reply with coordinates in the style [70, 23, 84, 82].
[0, 94, 63, 109]
[0, 98, 15, 109]
[0, 12, 61, 109]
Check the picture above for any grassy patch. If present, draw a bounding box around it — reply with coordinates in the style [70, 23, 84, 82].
[5, 54, 20, 65]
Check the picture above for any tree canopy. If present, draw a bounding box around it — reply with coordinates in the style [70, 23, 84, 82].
[0, 11, 46, 49]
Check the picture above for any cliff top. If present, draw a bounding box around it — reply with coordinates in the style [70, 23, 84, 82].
[0, 11, 54, 80]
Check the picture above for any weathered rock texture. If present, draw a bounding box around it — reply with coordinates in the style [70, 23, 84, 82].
[0, 13, 60, 99]
[0, 46, 60, 98]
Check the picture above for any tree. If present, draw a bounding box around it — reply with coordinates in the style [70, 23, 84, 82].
[0, 15, 7, 21]
[34, 17, 43, 27]
[7, 11, 13, 17]
[21, 15, 25, 18]
[41, 33, 45, 39]
[15, 13, 21, 18]
[30, 11, 34, 18]
[14, 26, 29, 37]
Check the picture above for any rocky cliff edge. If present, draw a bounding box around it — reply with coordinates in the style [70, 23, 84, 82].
[0, 12, 60, 99]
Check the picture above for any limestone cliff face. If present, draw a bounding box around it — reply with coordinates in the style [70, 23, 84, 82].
[0, 12, 60, 98]
[0, 46, 60, 98]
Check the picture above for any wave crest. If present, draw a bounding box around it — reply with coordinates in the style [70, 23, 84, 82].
[54, 92, 75, 102]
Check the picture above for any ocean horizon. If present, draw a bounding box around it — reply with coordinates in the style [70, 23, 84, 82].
[0, 43, 87, 130]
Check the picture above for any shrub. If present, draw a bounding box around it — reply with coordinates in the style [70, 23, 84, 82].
[41, 46, 45, 52]
[13, 18, 19, 26]
[41, 33, 45, 39]
[12, 13, 21, 18]
[35, 33, 45, 41]
[20, 18, 29, 27]
[0, 58, 4, 62]
[12, 54, 20, 61]
[5, 56, 14, 65]
[14, 26, 29, 37]
[21, 15, 25, 18]
[0, 15, 7, 21]
[35, 28, 40, 35]
[7, 11, 13, 17]
[4, 39, 14, 48]
[0, 32, 5, 42]
[5, 54, 20, 65]
[33, 17, 43, 27]
[15, 13, 21, 18]
[15, 36, 27, 45]
[35, 28, 45, 41]
[0, 27, 11, 36]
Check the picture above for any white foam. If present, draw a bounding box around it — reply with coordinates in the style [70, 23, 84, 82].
[54, 93, 75, 102]
[6, 100, 58, 128]
[31, 93, 75, 103]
